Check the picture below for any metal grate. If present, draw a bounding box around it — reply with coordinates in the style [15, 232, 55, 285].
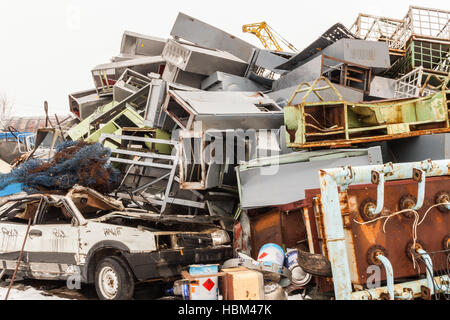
[350, 14, 404, 49]
[384, 38, 450, 78]
[394, 67, 424, 98]
[350, 6, 450, 51]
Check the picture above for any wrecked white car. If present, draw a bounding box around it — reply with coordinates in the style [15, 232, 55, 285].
[0, 186, 232, 300]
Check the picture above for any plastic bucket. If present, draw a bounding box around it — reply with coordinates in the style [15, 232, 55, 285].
[285, 249, 312, 286]
[188, 264, 219, 300]
[257, 243, 285, 266]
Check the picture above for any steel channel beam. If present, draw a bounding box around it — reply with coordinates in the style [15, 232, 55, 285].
[99, 133, 178, 146]
[319, 172, 353, 300]
[327, 160, 449, 187]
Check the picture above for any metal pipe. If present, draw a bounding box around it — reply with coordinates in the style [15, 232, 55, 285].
[412, 169, 425, 210]
[5, 218, 32, 300]
[416, 249, 434, 295]
[351, 275, 449, 300]
[323, 159, 449, 186]
[376, 254, 394, 300]
[369, 172, 385, 215]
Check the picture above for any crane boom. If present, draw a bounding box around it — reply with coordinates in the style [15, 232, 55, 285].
[242, 21, 298, 52]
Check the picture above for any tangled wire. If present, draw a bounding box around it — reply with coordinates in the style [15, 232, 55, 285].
[414, 248, 450, 300]
[0, 141, 121, 194]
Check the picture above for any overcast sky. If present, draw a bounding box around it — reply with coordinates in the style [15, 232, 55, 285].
[0, 0, 447, 117]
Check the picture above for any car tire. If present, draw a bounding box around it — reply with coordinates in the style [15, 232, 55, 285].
[94, 256, 135, 300]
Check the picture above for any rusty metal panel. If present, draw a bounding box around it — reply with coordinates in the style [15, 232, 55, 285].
[248, 208, 307, 260]
[343, 176, 450, 285]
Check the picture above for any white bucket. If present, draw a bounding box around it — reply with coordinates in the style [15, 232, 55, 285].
[188, 264, 219, 300]
[257, 243, 285, 266]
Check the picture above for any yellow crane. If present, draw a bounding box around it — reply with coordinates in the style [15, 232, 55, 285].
[242, 21, 299, 52]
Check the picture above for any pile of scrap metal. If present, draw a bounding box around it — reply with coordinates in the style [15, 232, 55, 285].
[233, 5, 450, 301]
[0, 5, 449, 300]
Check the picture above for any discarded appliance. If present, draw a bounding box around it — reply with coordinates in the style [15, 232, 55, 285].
[370, 68, 447, 99]
[119, 31, 167, 59]
[245, 48, 293, 78]
[98, 132, 211, 215]
[91, 56, 165, 96]
[284, 77, 450, 149]
[113, 69, 152, 103]
[201, 71, 267, 92]
[276, 23, 356, 71]
[350, 13, 405, 57]
[351, 7, 450, 53]
[69, 88, 112, 120]
[385, 132, 450, 163]
[273, 54, 374, 94]
[385, 36, 450, 79]
[162, 39, 248, 78]
[236, 147, 382, 209]
[178, 127, 284, 191]
[170, 12, 256, 62]
[164, 90, 284, 131]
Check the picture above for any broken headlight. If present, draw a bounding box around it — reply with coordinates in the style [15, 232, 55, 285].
[211, 230, 230, 246]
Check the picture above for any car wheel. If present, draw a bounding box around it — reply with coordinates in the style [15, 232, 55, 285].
[94, 256, 135, 300]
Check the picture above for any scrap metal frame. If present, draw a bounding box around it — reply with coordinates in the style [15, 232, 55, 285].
[98, 133, 205, 213]
[385, 36, 450, 78]
[321, 55, 372, 94]
[394, 66, 425, 98]
[351, 6, 450, 53]
[88, 83, 151, 134]
[284, 76, 450, 148]
[350, 13, 406, 55]
[91, 56, 165, 96]
[394, 68, 449, 98]
[318, 159, 450, 300]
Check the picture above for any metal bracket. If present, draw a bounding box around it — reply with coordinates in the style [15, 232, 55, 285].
[412, 168, 425, 210]
[368, 163, 393, 215]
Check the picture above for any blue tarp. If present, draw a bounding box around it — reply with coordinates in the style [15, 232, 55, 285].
[0, 183, 23, 197]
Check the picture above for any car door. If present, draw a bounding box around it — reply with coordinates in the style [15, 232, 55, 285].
[25, 199, 81, 280]
[0, 199, 39, 272]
